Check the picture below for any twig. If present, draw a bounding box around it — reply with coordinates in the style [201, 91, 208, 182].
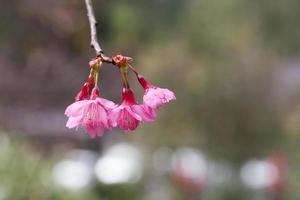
[85, 0, 114, 64]
[85, 0, 115, 65]
[85, 0, 103, 55]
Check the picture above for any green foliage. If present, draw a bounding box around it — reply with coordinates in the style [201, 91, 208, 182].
[0, 135, 102, 200]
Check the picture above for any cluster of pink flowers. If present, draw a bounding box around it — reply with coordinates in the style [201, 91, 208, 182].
[65, 54, 176, 137]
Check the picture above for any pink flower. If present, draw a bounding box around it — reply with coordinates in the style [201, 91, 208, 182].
[65, 88, 116, 138]
[137, 75, 176, 109]
[109, 88, 156, 132]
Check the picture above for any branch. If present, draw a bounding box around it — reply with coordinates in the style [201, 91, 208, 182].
[84, 0, 114, 64]
[85, 0, 102, 55]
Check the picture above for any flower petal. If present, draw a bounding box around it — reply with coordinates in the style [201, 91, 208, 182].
[66, 116, 82, 129]
[126, 107, 142, 121]
[143, 87, 176, 109]
[65, 100, 90, 117]
[84, 122, 105, 138]
[96, 97, 117, 109]
[108, 107, 121, 127]
[118, 108, 140, 132]
[132, 104, 156, 123]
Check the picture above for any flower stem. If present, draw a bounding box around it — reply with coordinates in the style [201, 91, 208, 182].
[89, 67, 99, 86]
[94, 70, 99, 86]
[128, 64, 139, 76]
[120, 65, 130, 89]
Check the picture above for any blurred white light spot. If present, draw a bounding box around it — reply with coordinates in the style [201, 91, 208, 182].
[53, 160, 93, 191]
[95, 143, 142, 185]
[240, 160, 279, 190]
[52, 150, 97, 191]
[171, 147, 207, 183]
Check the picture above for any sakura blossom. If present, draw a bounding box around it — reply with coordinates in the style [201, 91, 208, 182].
[137, 75, 176, 109]
[109, 88, 156, 132]
[65, 87, 116, 137]
[65, 53, 175, 137]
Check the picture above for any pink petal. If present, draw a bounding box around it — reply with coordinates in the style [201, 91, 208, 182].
[108, 105, 142, 132]
[143, 91, 162, 108]
[96, 98, 117, 109]
[108, 107, 122, 127]
[160, 88, 176, 102]
[84, 122, 105, 138]
[125, 107, 142, 121]
[83, 102, 111, 131]
[132, 104, 156, 122]
[66, 116, 82, 129]
[143, 87, 176, 109]
[118, 109, 140, 132]
[65, 100, 90, 117]
[96, 105, 111, 130]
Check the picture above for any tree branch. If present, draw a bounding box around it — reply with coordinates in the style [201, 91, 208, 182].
[85, 0, 103, 55]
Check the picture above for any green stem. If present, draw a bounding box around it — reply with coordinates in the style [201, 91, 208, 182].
[94, 69, 99, 86]
[128, 64, 139, 76]
[120, 65, 130, 89]
[89, 67, 100, 86]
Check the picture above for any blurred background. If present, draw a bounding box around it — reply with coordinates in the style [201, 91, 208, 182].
[1, 0, 300, 199]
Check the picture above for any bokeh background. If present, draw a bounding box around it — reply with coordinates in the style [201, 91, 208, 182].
[1, 0, 300, 199]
